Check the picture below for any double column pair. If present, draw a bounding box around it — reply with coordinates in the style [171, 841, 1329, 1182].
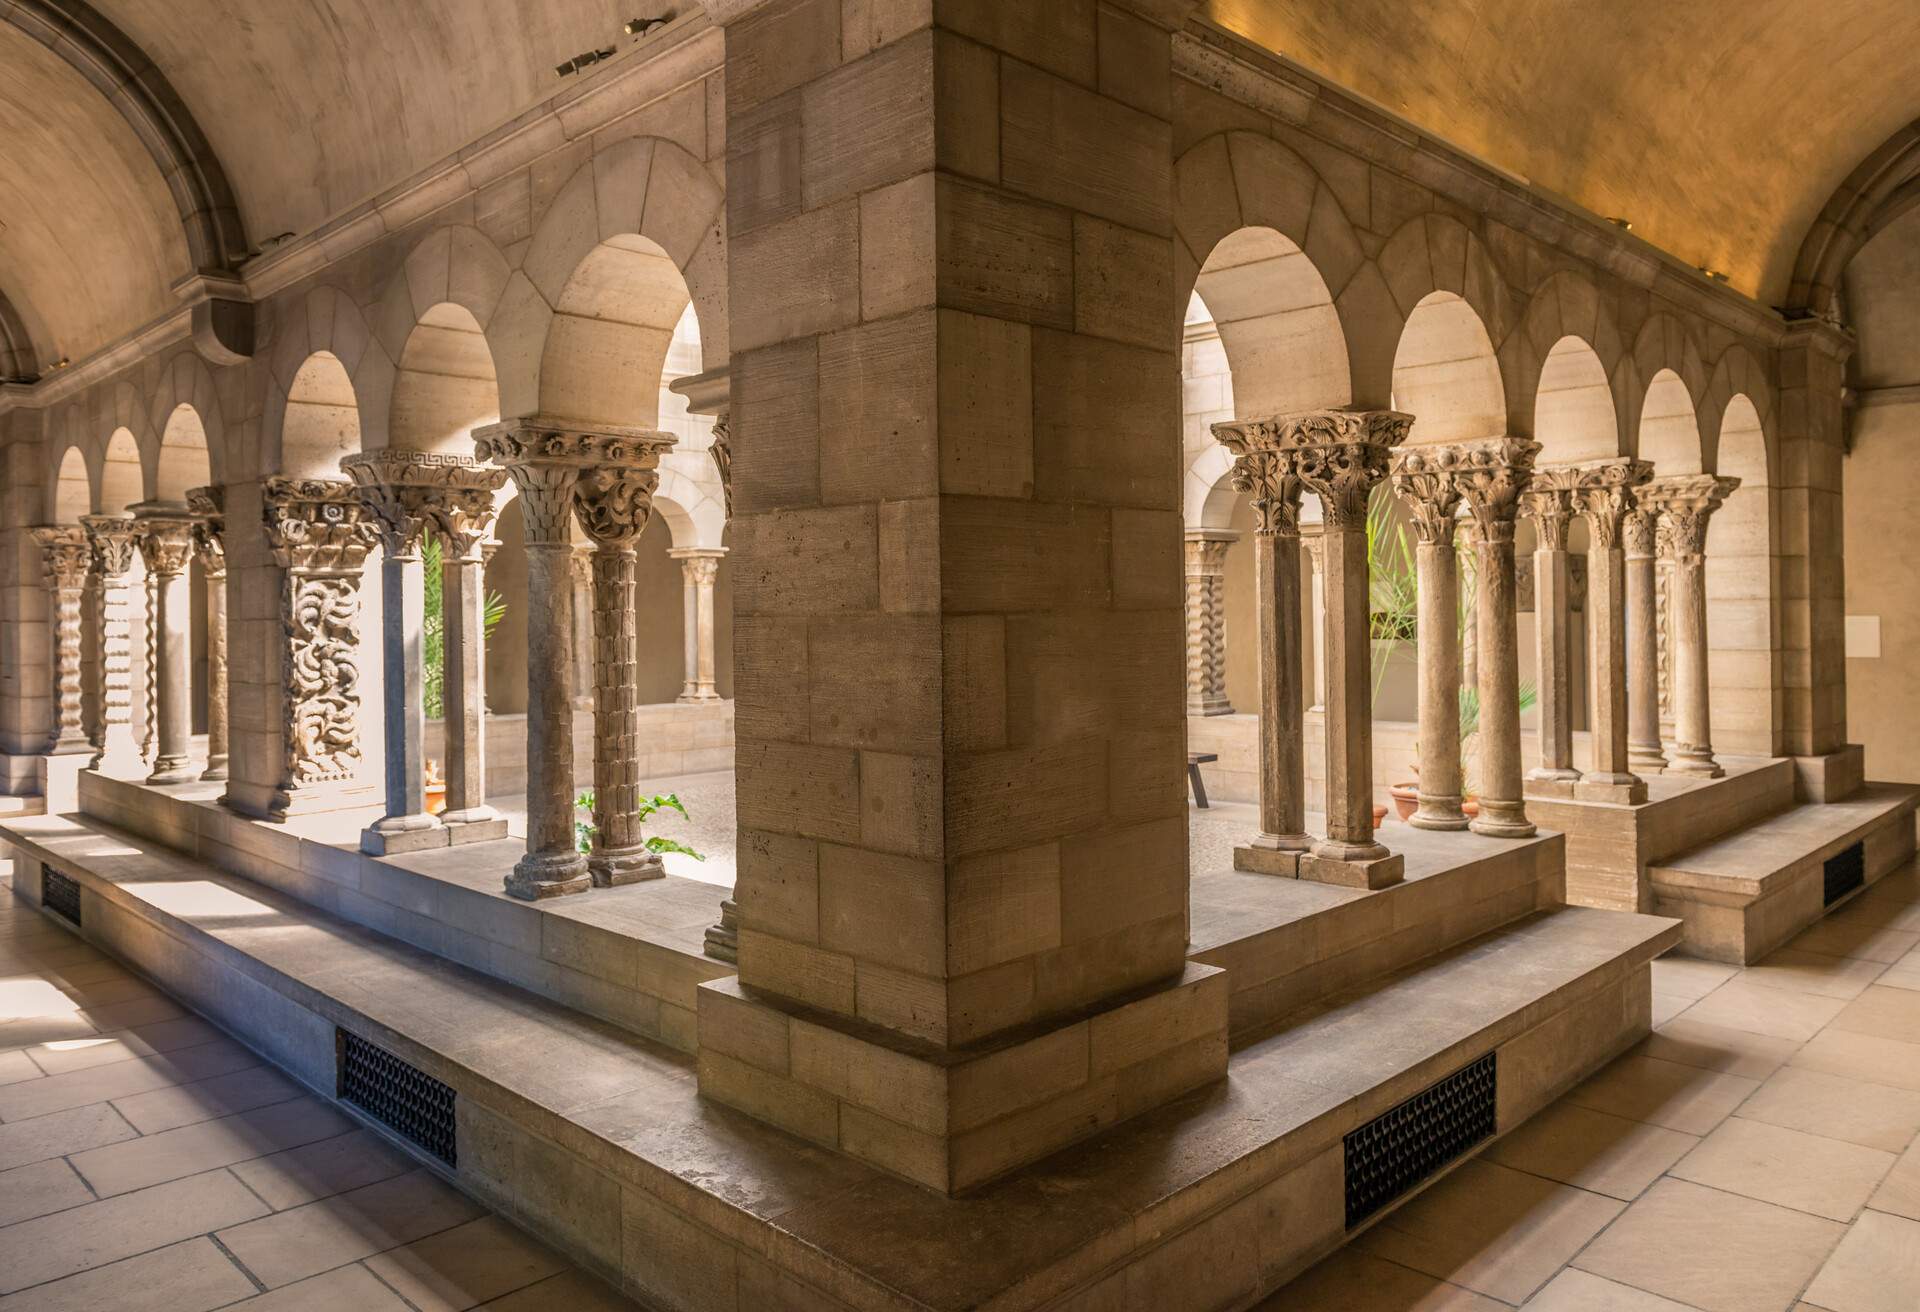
[470, 418, 678, 902]
[1631, 475, 1740, 779]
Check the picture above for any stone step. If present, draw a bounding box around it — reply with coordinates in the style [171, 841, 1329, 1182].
[0, 810, 1677, 1311]
[1648, 781, 1919, 963]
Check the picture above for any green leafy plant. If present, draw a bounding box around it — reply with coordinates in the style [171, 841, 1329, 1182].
[422, 536, 509, 720]
[1366, 485, 1419, 705]
[573, 789, 706, 860]
[1457, 678, 1539, 795]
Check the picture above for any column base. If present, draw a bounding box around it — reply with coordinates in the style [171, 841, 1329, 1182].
[1185, 696, 1235, 717]
[1301, 840, 1404, 889]
[1408, 794, 1471, 831]
[1233, 845, 1300, 876]
[1524, 777, 1579, 801]
[442, 810, 511, 845]
[200, 760, 229, 782]
[704, 897, 739, 963]
[147, 757, 199, 785]
[1573, 773, 1648, 805]
[1664, 754, 1724, 780]
[49, 737, 92, 758]
[1526, 767, 1582, 784]
[1470, 801, 1537, 838]
[360, 814, 450, 856]
[675, 690, 724, 705]
[589, 846, 665, 887]
[1628, 744, 1669, 774]
[505, 850, 592, 900]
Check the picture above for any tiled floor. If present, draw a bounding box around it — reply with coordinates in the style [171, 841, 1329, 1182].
[10, 840, 1920, 1312]
[1261, 856, 1920, 1311]
[0, 873, 640, 1311]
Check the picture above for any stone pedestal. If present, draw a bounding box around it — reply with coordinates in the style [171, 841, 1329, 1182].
[1520, 477, 1580, 791]
[1458, 439, 1540, 839]
[1644, 475, 1740, 780]
[1390, 449, 1468, 830]
[248, 479, 381, 821]
[30, 527, 92, 758]
[1182, 529, 1235, 718]
[1572, 460, 1652, 804]
[186, 489, 229, 782]
[79, 515, 144, 778]
[1291, 411, 1412, 889]
[576, 440, 678, 887]
[671, 547, 726, 705]
[430, 485, 509, 842]
[1624, 506, 1668, 774]
[130, 504, 200, 784]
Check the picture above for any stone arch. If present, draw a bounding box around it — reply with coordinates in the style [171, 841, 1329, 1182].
[147, 351, 228, 488]
[1707, 394, 1778, 757]
[1372, 214, 1515, 419]
[101, 426, 143, 514]
[1180, 289, 1239, 530]
[260, 285, 389, 480]
[1391, 290, 1507, 444]
[1635, 370, 1703, 475]
[386, 303, 502, 456]
[493, 137, 727, 421]
[1533, 336, 1622, 463]
[49, 437, 91, 525]
[1699, 344, 1777, 479]
[367, 226, 513, 453]
[653, 464, 727, 551]
[153, 404, 214, 502]
[1624, 315, 1708, 469]
[1506, 271, 1627, 447]
[279, 352, 363, 480]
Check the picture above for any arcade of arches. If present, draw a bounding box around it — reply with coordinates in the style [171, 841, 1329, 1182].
[2, 4, 1919, 1309]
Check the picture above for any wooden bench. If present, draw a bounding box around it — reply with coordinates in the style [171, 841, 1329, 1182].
[1187, 752, 1218, 809]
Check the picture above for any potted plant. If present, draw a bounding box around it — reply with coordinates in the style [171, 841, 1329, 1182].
[573, 789, 706, 863]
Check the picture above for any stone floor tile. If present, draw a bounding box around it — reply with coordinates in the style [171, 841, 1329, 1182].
[1485, 1102, 1697, 1202]
[1649, 957, 1738, 1002]
[1638, 1017, 1802, 1080]
[0, 1237, 257, 1312]
[25, 1021, 224, 1077]
[1790, 917, 1920, 965]
[0, 1016, 98, 1051]
[0, 1158, 93, 1227]
[364, 1215, 569, 1311]
[1739, 1065, 1920, 1152]
[111, 1065, 305, 1135]
[219, 1264, 413, 1311]
[1875, 957, 1920, 993]
[1572, 1178, 1846, 1312]
[0, 1041, 260, 1122]
[1563, 1055, 1760, 1136]
[1669, 1116, 1895, 1221]
[1829, 985, 1920, 1046]
[229, 1128, 414, 1211]
[1742, 948, 1889, 1001]
[77, 994, 188, 1032]
[215, 1167, 485, 1288]
[1800, 1209, 1920, 1312]
[1355, 1159, 1624, 1304]
[1677, 978, 1851, 1042]
[1867, 1137, 1920, 1222]
[1520, 1268, 1697, 1310]
[0, 1170, 270, 1295]
[1649, 992, 1690, 1027]
[0, 1050, 39, 1086]
[70, 1096, 353, 1197]
[1792, 1029, 1920, 1092]
[0, 1102, 138, 1171]
[1257, 1247, 1507, 1311]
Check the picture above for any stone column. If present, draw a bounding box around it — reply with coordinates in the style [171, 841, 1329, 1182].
[257, 479, 381, 820]
[1290, 410, 1412, 889]
[575, 441, 678, 887]
[1212, 430, 1310, 875]
[186, 489, 228, 781]
[1390, 449, 1468, 830]
[475, 419, 674, 899]
[1624, 503, 1668, 773]
[130, 503, 199, 784]
[79, 515, 143, 776]
[1520, 474, 1581, 791]
[569, 546, 595, 702]
[1303, 527, 1328, 713]
[1645, 475, 1740, 779]
[672, 548, 727, 704]
[1181, 530, 1235, 716]
[30, 527, 92, 757]
[1573, 460, 1653, 803]
[1457, 439, 1540, 839]
[429, 482, 509, 840]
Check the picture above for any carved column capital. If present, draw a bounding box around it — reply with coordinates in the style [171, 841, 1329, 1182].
[1451, 438, 1541, 545]
[32, 525, 92, 588]
[186, 486, 226, 576]
[1519, 473, 1579, 552]
[1388, 447, 1465, 545]
[80, 514, 140, 578]
[709, 410, 732, 521]
[671, 546, 727, 586]
[1217, 408, 1411, 532]
[1641, 474, 1740, 562]
[474, 417, 676, 547]
[129, 502, 199, 578]
[1555, 458, 1654, 550]
[1224, 449, 1302, 536]
[1624, 507, 1659, 559]
[262, 479, 381, 574]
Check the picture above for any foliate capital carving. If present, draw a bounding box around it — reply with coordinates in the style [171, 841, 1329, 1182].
[1183, 530, 1235, 576]
[708, 412, 732, 520]
[340, 450, 508, 557]
[575, 466, 662, 547]
[186, 487, 225, 576]
[31, 526, 91, 589]
[680, 553, 721, 587]
[1624, 507, 1658, 558]
[474, 417, 676, 548]
[262, 478, 380, 574]
[1215, 408, 1410, 533]
[130, 502, 199, 578]
[1227, 450, 1302, 536]
[80, 514, 139, 578]
[1563, 458, 1653, 551]
[1388, 447, 1464, 545]
[1640, 474, 1740, 562]
[1452, 438, 1541, 546]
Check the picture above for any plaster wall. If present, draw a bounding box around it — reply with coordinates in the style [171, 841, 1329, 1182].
[1844, 394, 1920, 783]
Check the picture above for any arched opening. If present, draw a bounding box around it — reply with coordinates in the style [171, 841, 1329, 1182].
[540, 235, 690, 428]
[1392, 291, 1505, 446]
[390, 304, 500, 454]
[282, 351, 361, 478]
[1637, 370, 1701, 475]
[51, 445, 89, 525]
[157, 405, 214, 741]
[100, 427, 142, 514]
[99, 427, 149, 755]
[1534, 337, 1619, 463]
[1707, 396, 1776, 756]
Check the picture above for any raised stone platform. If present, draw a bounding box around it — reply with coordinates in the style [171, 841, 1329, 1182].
[0, 810, 1677, 1311]
[1648, 782, 1919, 963]
[1525, 756, 1794, 912]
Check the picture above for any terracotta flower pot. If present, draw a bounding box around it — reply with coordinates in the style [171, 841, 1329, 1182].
[1372, 802, 1390, 827]
[1389, 783, 1419, 822]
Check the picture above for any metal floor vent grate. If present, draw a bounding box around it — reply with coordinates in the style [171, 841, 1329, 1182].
[41, 864, 81, 926]
[337, 1029, 457, 1166]
[1344, 1051, 1496, 1229]
[1825, 841, 1867, 907]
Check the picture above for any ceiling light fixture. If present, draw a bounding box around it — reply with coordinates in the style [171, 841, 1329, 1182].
[1697, 266, 1730, 284]
[556, 46, 616, 77]
[1605, 216, 1633, 232]
[624, 16, 670, 36]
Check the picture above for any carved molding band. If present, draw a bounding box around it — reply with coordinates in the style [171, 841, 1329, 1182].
[474, 417, 676, 547]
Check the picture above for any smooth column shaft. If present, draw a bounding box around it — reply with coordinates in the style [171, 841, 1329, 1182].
[1530, 546, 1578, 781]
[202, 569, 228, 780]
[1626, 531, 1666, 771]
[1587, 545, 1635, 781]
[442, 550, 493, 821]
[1669, 557, 1721, 776]
[1254, 531, 1309, 850]
[372, 548, 436, 831]
[1319, 521, 1384, 855]
[1411, 538, 1467, 828]
[1471, 530, 1535, 837]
